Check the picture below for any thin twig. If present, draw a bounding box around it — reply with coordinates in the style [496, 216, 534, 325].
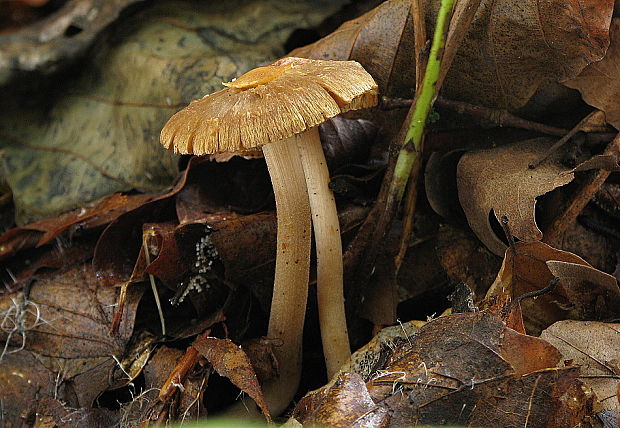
[395, 0, 428, 272]
[543, 133, 620, 246]
[380, 96, 568, 137]
[529, 111, 604, 169]
[516, 277, 560, 303]
[500, 215, 517, 253]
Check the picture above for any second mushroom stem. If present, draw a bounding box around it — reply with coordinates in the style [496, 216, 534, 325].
[297, 126, 351, 378]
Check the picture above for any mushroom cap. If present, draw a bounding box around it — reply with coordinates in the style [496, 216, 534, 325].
[160, 57, 378, 155]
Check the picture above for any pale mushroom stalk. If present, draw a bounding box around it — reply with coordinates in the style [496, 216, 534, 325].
[261, 137, 311, 415]
[160, 57, 377, 417]
[296, 126, 350, 377]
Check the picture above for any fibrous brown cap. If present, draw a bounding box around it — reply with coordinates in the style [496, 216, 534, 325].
[160, 57, 378, 155]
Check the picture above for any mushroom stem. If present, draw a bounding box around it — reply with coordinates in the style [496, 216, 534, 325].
[296, 126, 350, 378]
[262, 136, 312, 415]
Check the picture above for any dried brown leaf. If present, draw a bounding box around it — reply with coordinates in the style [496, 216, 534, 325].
[0, 263, 142, 423]
[424, 150, 464, 221]
[369, 313, 578, 427]
[565, 19, 620, 129]
[487, 241, 620, 334]
[435, 224, 501, 297]
[292, 372, 390, 428]
[457, 139, 574, 255]
[541, 320, 620, 414]
[546, 260, 620, 321]
[192, 336, 272, 423]
[0, 193, 151, 261]
[319, 117, 378, 171]
[291, 0, 416, 97]
[442, 0, 613, 110]
[292, 312, 585, 427]
[293, 0, 613, 110]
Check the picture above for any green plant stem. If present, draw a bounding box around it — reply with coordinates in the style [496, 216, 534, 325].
[393, 0, 455, 203]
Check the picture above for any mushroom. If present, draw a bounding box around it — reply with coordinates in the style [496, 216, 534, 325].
[160, 57, 377, 414]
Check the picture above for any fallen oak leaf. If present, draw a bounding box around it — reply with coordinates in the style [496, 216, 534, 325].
[457, 138, 574, 255]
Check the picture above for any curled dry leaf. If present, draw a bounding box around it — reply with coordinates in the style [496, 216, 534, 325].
[192, 336, 272, 423]
[487, 241, 620, 334]
[424, 150, 465, 222]
[0, 193, 152, 261]
[435, 224, 501, 298]
[292, 372, 390, 427]
[565, 19, 620, 130]
[291, 0, 415, 97]
[541, 320, 620, 414]
[457, 139, 574, 255]
[546, 261, 620, 321]
[319, 117, 379, 171]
